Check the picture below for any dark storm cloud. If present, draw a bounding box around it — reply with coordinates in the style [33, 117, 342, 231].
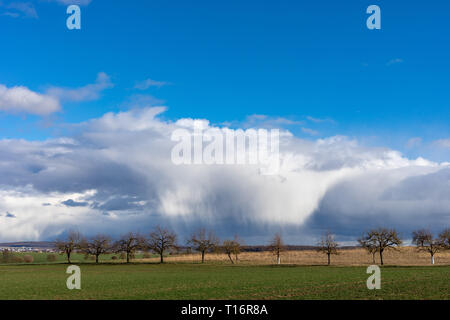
[61, 199, 89, 207]
[0, 107, 448, 243]
[303, 167, 450, 240]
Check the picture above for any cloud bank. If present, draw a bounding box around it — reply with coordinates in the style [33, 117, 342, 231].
[0, 107, 448, 243]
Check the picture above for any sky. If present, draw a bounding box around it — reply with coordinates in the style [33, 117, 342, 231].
[0, 0, 449, 244]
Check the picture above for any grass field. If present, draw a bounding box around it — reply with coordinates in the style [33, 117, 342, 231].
[1, 248, 449, 300]
[1, 252, 153, 264]
[0, 263, 448, 300]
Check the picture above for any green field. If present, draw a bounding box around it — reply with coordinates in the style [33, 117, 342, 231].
[0, 252, 154, 264]
[0, 263, 448, 300]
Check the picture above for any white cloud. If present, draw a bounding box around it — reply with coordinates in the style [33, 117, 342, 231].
[406, 137, 422, 148]
[1, 11, 19, 18]
[135, 78, 170, 90]
[123, 94, 165, 109]
[48, 0, 92, 6]
[0, 107, 449, 242]
[306, 116, 335, 124]
[0, 73, 111, 116]
[46, 72, 113, 102]
[387, 58, 404, 66]
[3, 2, 38, 18]
[433, 138, 450, 149]
[0, 84, 60, 115]
[301, 127, 319, 136]
[237, 114, 304, 129]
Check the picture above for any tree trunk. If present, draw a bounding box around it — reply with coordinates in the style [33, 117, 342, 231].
[277, 254, 280, 265]
[235, 254, 238, 263]
[95, 255, 99, 263]
[160, 252, 164, 264]
[372, 252, 376, 264]
[126, 252, 130, 263]
[67, 251, 71, 264]
[379, 249, 384, 265]
[227, 253, 234, 264]
[431, 254, 435, 265]
[327, 253, 330, 266]
[201, 251, 205, 263]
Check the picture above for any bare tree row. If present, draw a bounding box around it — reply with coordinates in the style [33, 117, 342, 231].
[358, 227, 450, 265]
[55, 226, 177, 264]
[264, 227, 450, 266]
[54, 227, 241, 264]
[54, 226, 450, 265]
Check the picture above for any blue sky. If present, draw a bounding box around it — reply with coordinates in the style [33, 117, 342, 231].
[0, 0, 449, 242]
[1, 1, 449, 157]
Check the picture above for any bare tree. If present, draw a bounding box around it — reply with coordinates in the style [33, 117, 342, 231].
[317, 231, 339, 265]
[187, 229, 219, 263]
[54, 230, 82, 264]
[358, 235, 378, 264]
[359, 228, 402, 265]
[439, 228, 450, 250]
[114, 232, 145, 263]
[412, 229, 444, 265]
[222, 236, 242, 264]
[80, 234, 112, 264]
[269, 233, 285, 264]
[233, 235, 243, 263]
[147, 226, 177, 263]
